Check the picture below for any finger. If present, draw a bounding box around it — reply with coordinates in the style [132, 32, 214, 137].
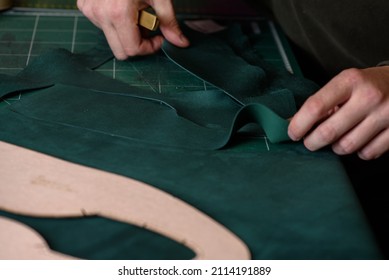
[111, 6, 164, 57]
[101, 24, 128, 59]
[77, 0, 127, 56]
[152, 0, 190, 47]
[76, 0, 84, 9]
[331, 112, 385, 155]
[288, 70, 356, 141]
[358, 128, 389, 160]
[120, 20, 164, 56]
[77, 0, 103, 29]
[302, 89, 373, 151]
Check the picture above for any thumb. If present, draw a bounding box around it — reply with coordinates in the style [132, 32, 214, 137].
[152, 0, 189, 47]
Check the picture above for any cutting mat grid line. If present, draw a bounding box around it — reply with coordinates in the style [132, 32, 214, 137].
[0, 13, 291, 152]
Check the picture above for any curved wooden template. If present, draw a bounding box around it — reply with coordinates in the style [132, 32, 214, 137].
[0, 141, 250, 260]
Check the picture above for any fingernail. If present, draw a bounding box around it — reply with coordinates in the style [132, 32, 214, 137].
[180, 34, 189, 45]
[332, 146, 345, 155]
[287, 129, 300, 141]
[358, 150, 379, 161]
[358, 151, 370, 160]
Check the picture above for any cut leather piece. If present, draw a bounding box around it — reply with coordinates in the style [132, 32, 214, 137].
[0, 141, 250, 260]
[225, 103, 290, 144]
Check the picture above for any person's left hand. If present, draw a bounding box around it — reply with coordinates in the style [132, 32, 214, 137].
[288, 66, 389, 160]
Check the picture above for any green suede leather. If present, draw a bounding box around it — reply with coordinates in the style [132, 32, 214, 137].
[0, 24, 382, 259]
[0, 210, 195, 260]
[163, 24, 319, 111]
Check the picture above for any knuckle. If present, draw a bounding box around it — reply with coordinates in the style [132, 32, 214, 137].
[335, 137, 358, 154]
[361, 88, 384, 107]
[339, 68, 365, 86]
[368, 109, 388, 132]
[123, 47, 138, 57]
[304, 96, 327, 119]
[340, 68, 384, 106]
[78, 3, 91, 17]
[378, 107, 389, 124]
[108, 6, 126, 23]
[164, 17, 179, 29]
[316, 123, 338, 144]
[76, 0, 84, 10]
[83, 5, 105, 21]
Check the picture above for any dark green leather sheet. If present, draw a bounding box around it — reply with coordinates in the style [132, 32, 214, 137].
[0, 23, 382, 259]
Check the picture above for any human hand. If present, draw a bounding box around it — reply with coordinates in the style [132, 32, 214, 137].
[288, 66, 389, 160]
[77, 0, 189, 59]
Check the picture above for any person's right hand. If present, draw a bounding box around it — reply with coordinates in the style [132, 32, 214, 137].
[288, 66, 389, 160]
[77, 0, 190, 59]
